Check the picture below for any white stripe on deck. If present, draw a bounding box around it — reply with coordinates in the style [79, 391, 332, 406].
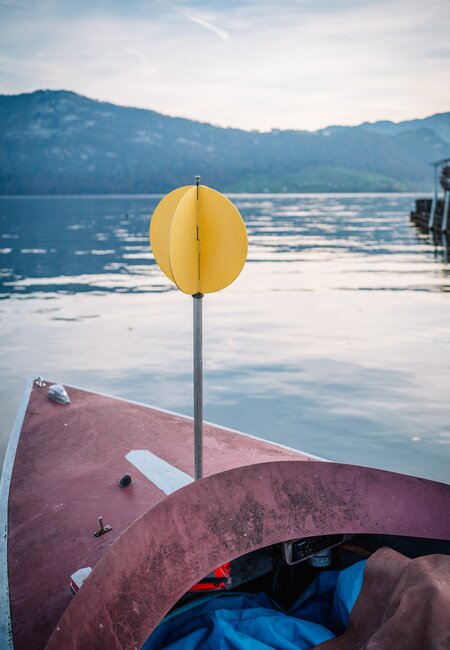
[125, 450, 193, 495]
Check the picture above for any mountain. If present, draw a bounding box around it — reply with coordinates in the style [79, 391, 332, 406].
[358, 113, 450, 144]
[0, 90, 449, 194]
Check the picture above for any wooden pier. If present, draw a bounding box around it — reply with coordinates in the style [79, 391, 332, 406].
[410, 157, 450, 234]
[410, 197, 448, 232]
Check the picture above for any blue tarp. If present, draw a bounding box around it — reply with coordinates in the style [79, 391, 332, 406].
[143, 560, 366, 649]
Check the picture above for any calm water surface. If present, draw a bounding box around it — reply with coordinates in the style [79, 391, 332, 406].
[1, 194, 449, 481]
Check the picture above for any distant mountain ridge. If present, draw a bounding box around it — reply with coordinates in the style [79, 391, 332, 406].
[0, 90, 449, 194]
[358, 113, 450, 144]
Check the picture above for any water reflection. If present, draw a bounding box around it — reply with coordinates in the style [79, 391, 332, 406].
[1, 194, 449, 482]
[427, 232, 449, 265]
[1, 194, 449, 296]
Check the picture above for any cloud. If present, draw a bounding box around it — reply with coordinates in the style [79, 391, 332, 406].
[0, 0, 448, 130]
[168, 3, 231, 42]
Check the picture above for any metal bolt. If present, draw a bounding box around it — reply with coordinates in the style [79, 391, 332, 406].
[94, 516, 112, 537]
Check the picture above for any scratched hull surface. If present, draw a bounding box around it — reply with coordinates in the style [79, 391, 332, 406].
[5, 381, 313, 650]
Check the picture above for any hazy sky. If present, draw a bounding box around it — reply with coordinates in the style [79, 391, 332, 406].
[0, 0, 449, 130]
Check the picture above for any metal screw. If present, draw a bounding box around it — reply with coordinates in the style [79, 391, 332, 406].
[94, 515, 112, 537]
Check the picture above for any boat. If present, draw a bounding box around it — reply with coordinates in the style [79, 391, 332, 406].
[1, 377, 449, 649]
[2, 184, 449, 648]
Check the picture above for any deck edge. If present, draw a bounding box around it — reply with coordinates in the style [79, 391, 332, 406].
[63, 381, 328, 462]
[0, 376, 34, 649]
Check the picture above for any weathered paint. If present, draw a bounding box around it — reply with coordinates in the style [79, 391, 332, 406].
[7, 381, 311, 650]
[79, 385, 327, 462]
[45, 461, 450, 650]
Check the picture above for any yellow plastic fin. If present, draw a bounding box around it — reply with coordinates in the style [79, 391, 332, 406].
[149, 183, 248, 295]
[198, 185, 248, 294]
[169, 186, 199, 294]
[149, 185, 193, 282]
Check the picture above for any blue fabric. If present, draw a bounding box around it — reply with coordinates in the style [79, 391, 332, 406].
[331, 559, 366, 633]
[142, 561, 366, 650]
[290, 560, 366, 636]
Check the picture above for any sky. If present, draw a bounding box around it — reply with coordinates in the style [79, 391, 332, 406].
[0, 0, 449, 131]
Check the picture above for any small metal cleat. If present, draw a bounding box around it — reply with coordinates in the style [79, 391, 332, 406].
[118, 473, 132, 488]
[48, 383, 71, 404]
[34, 376, 46, 387]
[94, 516, 112, 538]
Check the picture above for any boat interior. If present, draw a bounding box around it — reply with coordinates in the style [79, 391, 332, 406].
[142, 533, 450, 649]
[177, 532, 450, 611]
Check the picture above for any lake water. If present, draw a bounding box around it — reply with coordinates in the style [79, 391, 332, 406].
[1, 194, 449, 482]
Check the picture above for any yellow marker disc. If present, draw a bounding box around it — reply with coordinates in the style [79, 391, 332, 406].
[169, 186, 198, 294]
[150, 184, 247, 295]
[149, 185, 192, 283]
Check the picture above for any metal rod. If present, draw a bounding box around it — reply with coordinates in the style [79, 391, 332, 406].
[429, 166, 438, 229]
[442, 190, 450, 234]
[195, 175, 201, 290]
[193, 173, 203, 480]
[193, 292, 203, 479]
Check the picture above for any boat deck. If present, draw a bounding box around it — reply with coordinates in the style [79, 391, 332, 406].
[5, 380, 315, 650]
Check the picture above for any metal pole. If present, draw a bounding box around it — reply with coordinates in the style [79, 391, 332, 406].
[193, 174, 203, 480]
[193, 292, 203, 479]
[442, 233, 449, 264]
[442, 190, 450, 234]
[429, 165, 438, 229]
